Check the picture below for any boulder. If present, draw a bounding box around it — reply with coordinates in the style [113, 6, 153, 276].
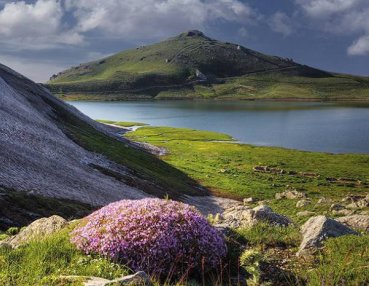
[275, 189, 306, 200]
[336, 215, 369, 233]
[215, 205, 291, 229]
[1, 215, 68, 248]
[297, 216, 358, 256]
[296, 199, 311, 208]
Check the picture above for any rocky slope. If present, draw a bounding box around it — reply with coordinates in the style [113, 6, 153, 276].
[0, 63, 214, 228]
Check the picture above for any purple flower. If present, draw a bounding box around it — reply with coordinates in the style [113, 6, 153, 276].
[71, 198, 227, 276]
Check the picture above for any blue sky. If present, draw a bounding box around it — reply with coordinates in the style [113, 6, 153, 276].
[0, 0, 369, 82]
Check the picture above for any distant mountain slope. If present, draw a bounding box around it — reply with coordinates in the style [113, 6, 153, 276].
[0, 63, 205, 228]
[46, 30, 368, 101]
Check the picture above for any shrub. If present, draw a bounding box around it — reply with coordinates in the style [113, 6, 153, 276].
[71, 199, 227, 277]
[6, 227, 20, 236]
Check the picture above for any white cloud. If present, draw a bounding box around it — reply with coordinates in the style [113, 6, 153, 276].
[269, 12, 293, 37]
[348, 35, 369, 55]
[295, 0, 369, 56]
[65, 0, 259, 40]
[296, 0, 362, 18]
[0, 0, 83, 49]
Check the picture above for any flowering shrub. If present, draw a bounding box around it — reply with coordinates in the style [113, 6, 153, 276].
[71, 198, 227, 276]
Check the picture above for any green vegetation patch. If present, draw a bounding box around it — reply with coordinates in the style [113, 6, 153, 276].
[0, 226, 130, 286]
[96, 119, 147, 127]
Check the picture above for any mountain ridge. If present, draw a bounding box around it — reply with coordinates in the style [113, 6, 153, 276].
[45, 30, 369, 101]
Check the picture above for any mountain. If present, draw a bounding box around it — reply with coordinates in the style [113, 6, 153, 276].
[46, 30, 369, 101]
[0, 63, 204, 229]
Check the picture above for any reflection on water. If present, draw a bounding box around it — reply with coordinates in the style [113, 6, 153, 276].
[69, 100, 369, 154]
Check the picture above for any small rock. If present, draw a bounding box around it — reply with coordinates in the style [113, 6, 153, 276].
[317, 197, 332, 204]
[330, 203, 345, 212]
[107, 271, 152, 286]
[331, 209, 354, 216]
[346, 195, 369, 209]
[336, 215, 369, 233]
[297, 215, 358, 256]
[296, 199, 311, 208]
[243, 197, 256, 204]
[275, 189, 306, 200]
[297, 211, 315, 217]
[2, 215, 68, 248]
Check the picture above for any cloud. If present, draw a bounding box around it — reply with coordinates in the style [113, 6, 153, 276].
[269, 12, 293, 37]
[295, 0, 369, 56]
[348, 35, 369, 55]
[0, 0, 83, 49]
[65, 0, 259, 40]
[296, 0, 362, 18]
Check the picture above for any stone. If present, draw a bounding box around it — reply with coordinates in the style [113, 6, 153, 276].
[2, 215, 68, 248]
[107, 271, 152, 286]
[330, 203, 345, 212]
[317, 197, 332, 204]
[243, 197, 256, 204]
[296, 199, 311, 208]
[215, 205, 291, 229]
[346, 195, 369, 209]
[60, 272, 152, 286]
[331, 209, 354, 216]
[336, 215, 369, 233]
[275, 189, 306, 200]
[297, 211, 315, 217]
[297, 216, 358, 256]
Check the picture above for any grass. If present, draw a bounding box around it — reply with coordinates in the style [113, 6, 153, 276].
[304, 235, 369, 286]
[96, 119, 147, 127]
[126, 126, 369, 212]
[0, 225, 130, 286]
[46, 31, 369, 101]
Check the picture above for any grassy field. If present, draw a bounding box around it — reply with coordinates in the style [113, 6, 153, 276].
[126, 126, 369, 220]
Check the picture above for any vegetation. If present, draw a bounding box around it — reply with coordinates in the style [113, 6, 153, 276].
[96, 119, 147, 127]
[45, 30, 369, 101]
[0, 226, 130, 286]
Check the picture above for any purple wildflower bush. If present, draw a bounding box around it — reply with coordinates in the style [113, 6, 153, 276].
[71, 198, 227, 276]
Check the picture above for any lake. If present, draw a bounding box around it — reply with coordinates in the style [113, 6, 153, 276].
[68, 100, 369, 154]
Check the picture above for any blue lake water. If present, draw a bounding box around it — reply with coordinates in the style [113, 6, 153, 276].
[69, 100, 369, 154]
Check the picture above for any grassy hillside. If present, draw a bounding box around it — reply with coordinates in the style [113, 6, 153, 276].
[44, 30, 369, 101]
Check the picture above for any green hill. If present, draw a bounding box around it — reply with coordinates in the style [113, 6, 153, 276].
[46, 30, 369, 101]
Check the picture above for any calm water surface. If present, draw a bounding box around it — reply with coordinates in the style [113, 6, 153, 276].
[69, 100, 369, 154]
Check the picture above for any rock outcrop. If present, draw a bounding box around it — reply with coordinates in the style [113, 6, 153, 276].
[1, 215, 68, 248]
[297, 215, 358, 256]
[336, 215, 369, 233]
[215, 205, 291, 229]
[275, 189, 306, 200]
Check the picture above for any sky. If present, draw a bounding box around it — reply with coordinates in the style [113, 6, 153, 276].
[0, 0, 369, 83]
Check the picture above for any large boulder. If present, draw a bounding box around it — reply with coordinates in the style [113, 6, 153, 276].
[336, 215, 369, 233]
[297, 215, 358, 256]
[215, 205, 291, 229]
[1, 215, 68, 248]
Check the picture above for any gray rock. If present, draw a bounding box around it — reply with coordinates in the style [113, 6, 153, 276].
[316, 197, 332, 204]
[2, 215, 68, 248]
[107, 271, 152, 286]
[330, 203, 345, 212]
[275, 189, 306, 200]
[336, 215, 369, 233]
[331, 209, 354, 216]
[296, 199, 311, 208]
[297, 216, 358, 256]
[215, 205, 291, 229]
[346, 195, 369, 209]
[243, 197, 256, 204]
